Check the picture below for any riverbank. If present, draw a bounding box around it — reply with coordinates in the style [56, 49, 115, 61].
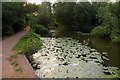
[2, 30, 38, 78]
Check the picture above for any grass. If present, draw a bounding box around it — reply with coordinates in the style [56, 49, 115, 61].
[10, 54, 17, 59]
[10, 31, 42, 74]
[3, 30, 42, 76]
[11, 31, 42, 73]
[13, 38, 27, 52]
[54, 25, 66, 37]
[13, 31, 42, 55]
[8, 53, 22, 73]
[8, 31, 42, 73]
[15, 66, 22, 72]
[10, 60, 18, 66]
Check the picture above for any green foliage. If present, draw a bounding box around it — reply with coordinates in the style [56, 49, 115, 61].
[73, 2, 99, 32]
[3, 2, 120, 43]
[92, 2, 120, 43]
[55, 2, 75, 31]
[31, 25, 50, 36]
[13, 31, 42, 56]
[2, 2, 39, 37]
[2, 25, 14, 36]
[30, 3, 53, 28]
[54, 2, 101, 32]
[54, 24, 65, 37]
[23, 37, 41, 56]
[91, 26, 111, 38]
[54, 2, 120, 43]
[110, 30, 120, 43]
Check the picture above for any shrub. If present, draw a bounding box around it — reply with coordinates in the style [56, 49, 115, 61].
[110, 30, 120, 43]
[54, 25, 65, 37]
[31, 25, 50, 36]
[13, 31, 42, 56]
[91, 26, 111, 39]
[23, 37, 41, 56]
[2, 25, 14, 36]
[12, 19, 25, 33]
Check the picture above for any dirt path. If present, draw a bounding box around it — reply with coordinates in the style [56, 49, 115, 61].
[1, 29, 38, 78]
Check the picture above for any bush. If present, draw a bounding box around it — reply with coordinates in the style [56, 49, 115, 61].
[31, 25, 50, 36]
[54, 25, 65, 37]
[12, 19, 25, 33]
[92, 26, 120, 43]
[110, 30, 120, 43]
[23, 37, 41, 56]
[2, 25, 14, 36]
[2, 2, 39, 37]
[91, 26, 111, 39]
[13, 31, 42, 56]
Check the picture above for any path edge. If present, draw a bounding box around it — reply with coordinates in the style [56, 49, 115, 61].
[23, 55, 39, 78]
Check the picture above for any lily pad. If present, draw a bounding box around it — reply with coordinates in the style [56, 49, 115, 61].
[32, 37, 119, 78]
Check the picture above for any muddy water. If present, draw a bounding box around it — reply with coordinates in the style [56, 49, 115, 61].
[32, 37, 120, 78]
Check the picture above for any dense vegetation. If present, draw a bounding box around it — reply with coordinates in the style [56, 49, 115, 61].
[3, 2, 119, 78]
[31, 24, 51, 36]
[54, 2, 120, 43]
[92, 2, 120, 42]
[30, 2, 54, 29]
[2, 2, 120, 43]
[2, 2, 38, 37]
[13, 31, 42, 56]
[54, 2, 98, 32]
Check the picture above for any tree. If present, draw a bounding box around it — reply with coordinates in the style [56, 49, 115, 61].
[54, 2, 99, 32]
[55, 2, 75, 31]
[2, 2, 38, 36]
[92, 2, 120, 42]
[30, 3, 53, 28]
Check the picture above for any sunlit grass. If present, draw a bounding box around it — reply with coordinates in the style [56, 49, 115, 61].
[13, 31, 42, 54]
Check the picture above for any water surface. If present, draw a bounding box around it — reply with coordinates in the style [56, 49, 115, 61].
[32, 37, 120, 78]
[56, 31, 120, 68]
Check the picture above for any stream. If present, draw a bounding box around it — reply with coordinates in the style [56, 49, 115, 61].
[32, 35, 120, 78]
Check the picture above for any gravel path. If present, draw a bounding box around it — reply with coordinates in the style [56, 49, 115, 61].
[1, 29, 38, 78]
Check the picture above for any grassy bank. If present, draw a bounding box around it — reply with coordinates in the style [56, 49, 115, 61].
[13, 31, 42, 56]
[13, 31, 42, 69]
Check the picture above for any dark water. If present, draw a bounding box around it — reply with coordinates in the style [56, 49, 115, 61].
[57, 31, 120, 69]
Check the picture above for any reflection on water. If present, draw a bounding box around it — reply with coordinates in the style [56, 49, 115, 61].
[72, 32, 120, 69]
